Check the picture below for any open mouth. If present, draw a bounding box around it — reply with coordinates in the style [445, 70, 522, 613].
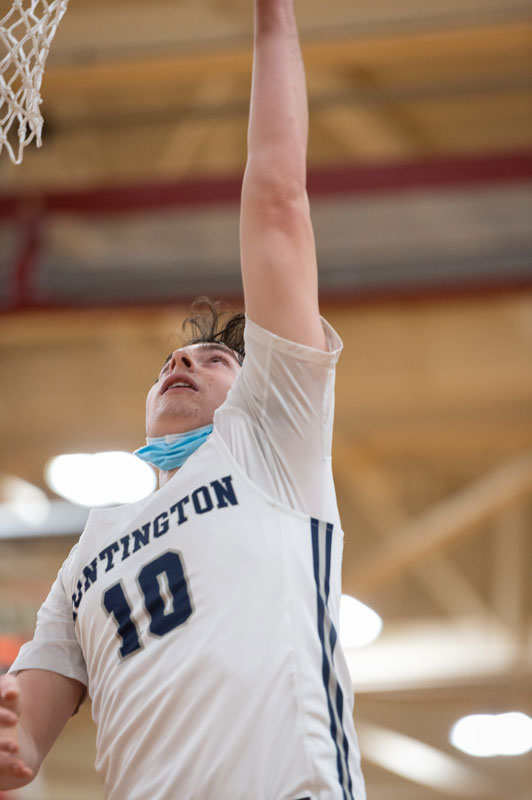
[161, 375, 198, 394]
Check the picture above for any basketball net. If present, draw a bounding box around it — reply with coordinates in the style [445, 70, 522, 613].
[0, 0, 70, 164]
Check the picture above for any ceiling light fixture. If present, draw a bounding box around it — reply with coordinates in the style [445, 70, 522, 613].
[450, 712, 532, 757]
[45, 452, 157, 507]
[339, 594, 382, 648]
[0, 474, 50, 526]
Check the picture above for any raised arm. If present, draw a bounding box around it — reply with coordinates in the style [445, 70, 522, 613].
[240, 0, 326, 350]
[0, 671, 84, 791]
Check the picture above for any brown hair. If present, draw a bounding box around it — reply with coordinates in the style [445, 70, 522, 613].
[181, 297, 245, 364]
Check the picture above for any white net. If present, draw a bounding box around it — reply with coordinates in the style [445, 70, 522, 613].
[0, 0, 70, 164]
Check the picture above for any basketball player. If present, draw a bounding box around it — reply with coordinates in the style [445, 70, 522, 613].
[0, 0, 366, 797]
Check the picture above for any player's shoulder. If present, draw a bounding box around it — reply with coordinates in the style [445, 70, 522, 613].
[244, 315, 343, 362]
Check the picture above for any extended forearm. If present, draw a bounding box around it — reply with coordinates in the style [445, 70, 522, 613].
[1, 671, 84, 791]
[240, 0, 323, 347]
[245, 0, 308, 191]
[0, 721, 38, 790]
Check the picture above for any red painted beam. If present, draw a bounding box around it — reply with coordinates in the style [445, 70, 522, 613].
[309, 149, 532, 196]
[13, 212, 42, 309]
[0, 150, 531, 220]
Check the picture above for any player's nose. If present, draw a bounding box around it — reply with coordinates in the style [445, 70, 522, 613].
[168, 348, 196, 371]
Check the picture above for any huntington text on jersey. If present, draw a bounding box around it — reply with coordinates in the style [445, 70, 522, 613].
[71, 475, 238, 620]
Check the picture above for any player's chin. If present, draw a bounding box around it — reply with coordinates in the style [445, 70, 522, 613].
[152, 401, 202, 428]
[156, 393, 197, 413]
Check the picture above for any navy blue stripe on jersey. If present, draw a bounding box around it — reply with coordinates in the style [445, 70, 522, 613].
[311, 517, 354, 800]
[324, 521, 332, 604]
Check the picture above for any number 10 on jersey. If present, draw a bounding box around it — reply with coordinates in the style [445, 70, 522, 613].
[103, 550, 193, 658]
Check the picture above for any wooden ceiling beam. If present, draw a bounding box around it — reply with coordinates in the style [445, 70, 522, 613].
[348, 452, 532, 597]
[42, 21, 532, 95]
[492, 506, 527, 638]
[357, 720, 500, 796]
[309, 67, 430, 160]
[335, 442, 492, 618]
[155, 73, 239, 176]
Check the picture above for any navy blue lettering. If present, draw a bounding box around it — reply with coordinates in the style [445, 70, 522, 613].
[83, 558, 98, 591]
[210, 475, 238, 508]
[76, 475, 238, 619]
[153, 511, 169, 538]
[138, 551, 193, 637]
[99, 542, 120, 572]
[132, 522, 151, 553]
[170, 496, 190, 525]
[103, 582, 142, 658]
[120, 534, 131, 561]
[192, 486, 213, 514]
[72, 580, 83, 609]
[104, 551, 193, 660]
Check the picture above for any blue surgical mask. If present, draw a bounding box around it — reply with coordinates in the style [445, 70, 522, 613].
[134, 424, 213, 471]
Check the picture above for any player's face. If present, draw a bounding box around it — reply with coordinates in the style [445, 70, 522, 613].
[145, 342, 241, 437]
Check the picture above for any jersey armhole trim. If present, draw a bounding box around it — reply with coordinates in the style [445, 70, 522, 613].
[211, 426, 343, 536]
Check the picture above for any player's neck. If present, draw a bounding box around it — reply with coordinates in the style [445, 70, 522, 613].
[158, 467, 180, 488]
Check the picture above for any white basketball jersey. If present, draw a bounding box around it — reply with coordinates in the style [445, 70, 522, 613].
[12, 319, 366, 800]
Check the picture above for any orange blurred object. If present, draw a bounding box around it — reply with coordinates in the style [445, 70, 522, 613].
[0, 636, 25, 670]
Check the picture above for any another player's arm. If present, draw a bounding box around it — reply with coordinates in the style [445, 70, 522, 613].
[0, 671, 85, 790]
[240, 0, 326, 350]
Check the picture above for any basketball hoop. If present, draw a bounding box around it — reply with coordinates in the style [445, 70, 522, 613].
[0, 0, 70, 164]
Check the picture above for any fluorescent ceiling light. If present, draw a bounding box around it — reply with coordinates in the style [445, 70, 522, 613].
[450, 712, 532, 757]
[45, 452, 157, 507]
[0, 474, 50, 526]
[340, 594, 382, 648]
